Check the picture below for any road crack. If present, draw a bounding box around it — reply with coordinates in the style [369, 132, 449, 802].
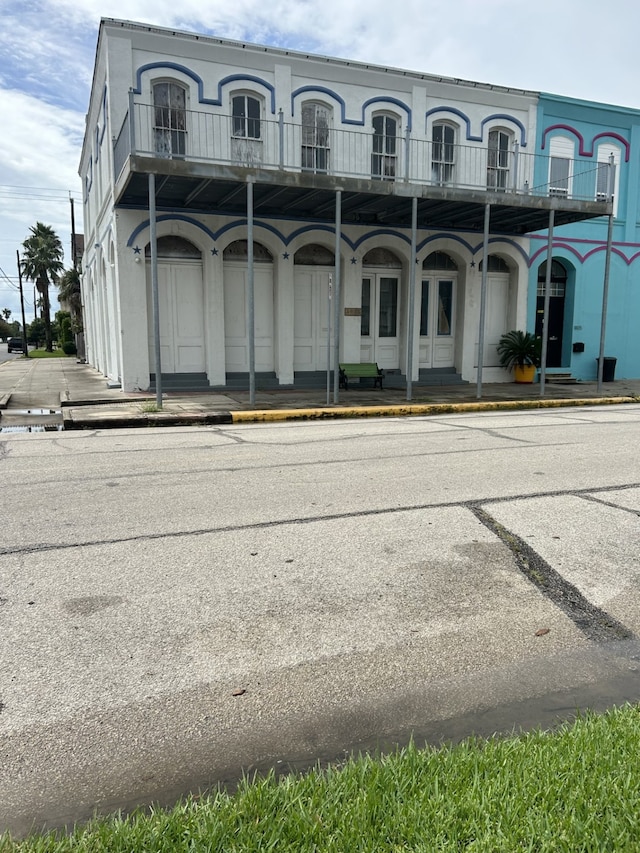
[470, 504, 635, 643]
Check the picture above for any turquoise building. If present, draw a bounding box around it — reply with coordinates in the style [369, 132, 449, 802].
[530, 95, 640, 380]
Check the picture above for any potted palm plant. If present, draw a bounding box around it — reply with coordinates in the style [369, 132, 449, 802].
[497, 330, 542, 383]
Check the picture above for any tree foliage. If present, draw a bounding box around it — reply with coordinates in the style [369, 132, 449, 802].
[57, 267, 83, 331]
[20, 222, 64, 352]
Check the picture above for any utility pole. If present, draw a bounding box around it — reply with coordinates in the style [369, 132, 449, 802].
[16, 250, 28, 356]
[70, 196, 78, 270]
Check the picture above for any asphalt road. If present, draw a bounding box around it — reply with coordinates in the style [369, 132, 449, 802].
[2, 405, 640, 837]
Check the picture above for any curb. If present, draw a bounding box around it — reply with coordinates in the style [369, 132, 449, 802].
[230, 396, 639, 423]
[60, 395, 639, 429]
[63, 411, 234, 429]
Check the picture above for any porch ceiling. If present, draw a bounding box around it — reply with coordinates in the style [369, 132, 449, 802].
[115, 159, 610, 237]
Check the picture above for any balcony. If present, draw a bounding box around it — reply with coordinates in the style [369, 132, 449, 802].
[112, 103, 611, 235]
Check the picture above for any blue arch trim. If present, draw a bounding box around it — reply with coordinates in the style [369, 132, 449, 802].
[126, 215, 356, 250]
[291, 86, 412, 130]
[127, 214, 219, 247]
[480, 114, 527, 147]
[133, 63, 277, 113]
[126, 213, 529, 262]
[472, 237, 530, 264]
[425, 107, 473, 140]
[353, 229, 412, 249]
[286, 223, 356, 250]
[417, 233, 475, 254]
[425, 107, 527, 146]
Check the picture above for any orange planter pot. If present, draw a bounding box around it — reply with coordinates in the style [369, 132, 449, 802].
[513, 364, 537, 383]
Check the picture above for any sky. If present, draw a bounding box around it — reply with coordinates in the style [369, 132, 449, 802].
[2, 0, 640, 324]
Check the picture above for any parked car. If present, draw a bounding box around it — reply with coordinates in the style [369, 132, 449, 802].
[7, 337, 24, 353]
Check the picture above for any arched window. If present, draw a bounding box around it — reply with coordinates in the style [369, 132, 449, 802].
[371, 114, 398, 180]
[432, 123, 456, 184]
[302, 103, 331, 173]
[294, 243, 335, 265]
[153, 81, 187, 157]
[596, 144, 620, 213]
[487, 128, 512, 191]
[145, 236, 201, 260]
[548, 136, 574, 198]
[422, 251, 458, 271]
[232, 94, 261, 139]
[231, 94, 263, 165]
[223, 240, 273, 262]
[478, 255, 510, 272]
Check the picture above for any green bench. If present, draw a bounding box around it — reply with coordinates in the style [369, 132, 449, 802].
[339, 362, 384, 391]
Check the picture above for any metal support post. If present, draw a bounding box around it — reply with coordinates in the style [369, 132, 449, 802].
[16, 250, 28, 356]
[149, 173, 162, 409]
[539, 209, 555, 396]
[512, 141, 519, 191]
[597, 212, 614, 394]
[247, 177, 256, 407]
[476, 203, 491, 399]
[404, 126, 411, 182]
[407, 197, 418, 401]
[326, 274, 332, 406]
[333, 190, 342, 403]
[128, 89, 136, 154]
[278, 109, 284, 170]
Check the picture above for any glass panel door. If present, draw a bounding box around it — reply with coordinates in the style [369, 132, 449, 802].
[419, 277, 455, 368]
[360, 273, 400, 369]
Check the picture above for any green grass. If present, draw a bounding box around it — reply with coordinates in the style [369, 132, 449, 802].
[25, 348, 72, 359]
[3, 705, 640, 851]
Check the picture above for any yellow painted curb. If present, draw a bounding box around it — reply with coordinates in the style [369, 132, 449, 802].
[230, 396, 638, 423]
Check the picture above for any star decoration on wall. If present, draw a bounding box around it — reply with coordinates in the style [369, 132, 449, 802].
[470, 260, 476, 268]
[211, 247, 219, 255]
[282, 252, 290, 260]
[350, 257, 358, 264]
[132, 246, 141, 254]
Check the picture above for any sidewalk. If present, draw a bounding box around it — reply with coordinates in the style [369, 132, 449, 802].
[1, 356, 639, 430]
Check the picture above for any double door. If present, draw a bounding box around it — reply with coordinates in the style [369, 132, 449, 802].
[147, 260, 205, 373]
[360, 273, 400, 369]
[419, 277, 455, 368]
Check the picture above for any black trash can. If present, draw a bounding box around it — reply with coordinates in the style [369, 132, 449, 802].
[597, 357, 617, 382]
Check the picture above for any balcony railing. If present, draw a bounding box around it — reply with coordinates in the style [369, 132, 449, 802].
[113, 103, 610, 204]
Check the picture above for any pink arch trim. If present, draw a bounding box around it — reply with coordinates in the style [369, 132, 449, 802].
[541, 124, 630, 161]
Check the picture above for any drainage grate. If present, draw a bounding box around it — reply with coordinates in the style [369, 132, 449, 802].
[0, 424, 64, 433]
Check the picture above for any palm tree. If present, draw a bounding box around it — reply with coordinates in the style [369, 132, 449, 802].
[57, 267, 83, 329]
[21, 222, 64, 351]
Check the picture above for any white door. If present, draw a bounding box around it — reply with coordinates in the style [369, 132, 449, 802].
[223, 263, 274, 371]
[479, 274, 510, 367]
[418, 277, 456, 369]
[294, 267, 333, 371]
[360, 272, 400, 369]
[147, 260, 205, 373]
[419, 275, 456, 369]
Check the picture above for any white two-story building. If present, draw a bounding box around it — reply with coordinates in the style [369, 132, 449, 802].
[80, 18, 608, 394]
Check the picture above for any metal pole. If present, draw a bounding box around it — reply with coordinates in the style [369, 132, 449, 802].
[16, 251, 28, 356]
[128, 89, 136, 155]
[597, 212, 615, 394]
[407, 196, 418, 401]
[149, 173, 162, 409]
[539, 208, 555, 397]
[404, 126, 411, 182]
[278, 109, 284, 170]
[70, 197, 77, 271]
[333, 189, 342, 403]
[326, 274, 332, 405]
[247, 177, 256, 407]
[476, 203, 490, 399]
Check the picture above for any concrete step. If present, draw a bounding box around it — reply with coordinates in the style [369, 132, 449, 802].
[543, 373, 578, 384]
